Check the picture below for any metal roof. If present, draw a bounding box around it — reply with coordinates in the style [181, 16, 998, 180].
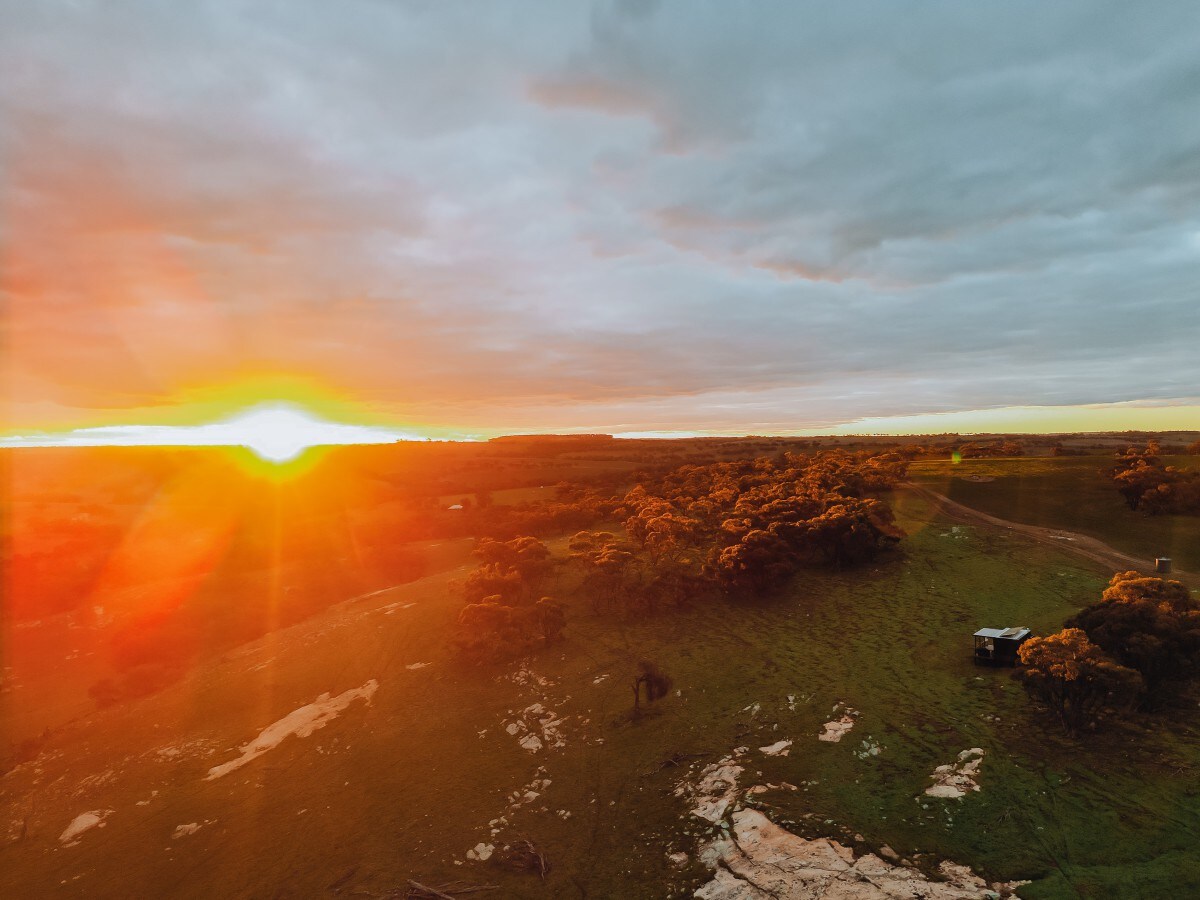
[974, 626, 1030, 640]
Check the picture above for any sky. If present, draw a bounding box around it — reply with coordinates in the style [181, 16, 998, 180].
[2, 0, 1198, 439]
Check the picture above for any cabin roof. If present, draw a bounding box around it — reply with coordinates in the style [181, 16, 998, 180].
[974, 626, 1031, 640]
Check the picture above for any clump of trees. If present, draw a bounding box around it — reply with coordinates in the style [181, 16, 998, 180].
[456, 595, 566, 663]
[710, 527, 796, 596]
[563, 450, 908, 613]
[1016, 629, 1142, 732]
[455, 536, 566, 663]
[454, 450, 909, 661]
[1066, 571, 1200, 706]
[673, 451, 907, 597]
[567, 531, 641, 613]
[568, 450, 908, 611]
[464, 536, 552, 602]
[1108, 442, 1200, 515]
[1020, 572, 1200, 729]
[955, 440, 1025, 459]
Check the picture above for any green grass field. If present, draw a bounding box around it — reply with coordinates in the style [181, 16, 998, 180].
[911, 455, 1200, 572]
[7, 485, 1200, 898]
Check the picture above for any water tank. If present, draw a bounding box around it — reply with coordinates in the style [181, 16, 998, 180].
[1155, 557, 1172, 574]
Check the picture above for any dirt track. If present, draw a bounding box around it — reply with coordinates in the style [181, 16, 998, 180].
[905, 484, 1198, 590]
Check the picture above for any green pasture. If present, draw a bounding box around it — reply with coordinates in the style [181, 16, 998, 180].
[8, 488, 1200, 899]
[911, 455, 1200, 572]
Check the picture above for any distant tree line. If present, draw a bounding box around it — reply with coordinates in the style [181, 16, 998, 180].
[953, 440, 1026, 459]
[1107, 442, 1200, 515]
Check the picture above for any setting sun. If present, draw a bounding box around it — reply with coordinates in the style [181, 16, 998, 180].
[224, 406, 314, 462]
[0, 401, 416, 460]
[213, 404, 386, 463]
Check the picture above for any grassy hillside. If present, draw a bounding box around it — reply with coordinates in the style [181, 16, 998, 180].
[911, 455, 1200, 571]
[5, 489, 1200, 898]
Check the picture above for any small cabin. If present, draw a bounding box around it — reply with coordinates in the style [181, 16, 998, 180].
[973, 626, 1031, 666]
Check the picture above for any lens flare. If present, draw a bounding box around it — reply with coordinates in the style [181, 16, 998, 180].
[222, 405, 336, 462]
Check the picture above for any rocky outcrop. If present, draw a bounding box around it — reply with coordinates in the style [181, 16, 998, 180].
[696, 809, 1023, 899]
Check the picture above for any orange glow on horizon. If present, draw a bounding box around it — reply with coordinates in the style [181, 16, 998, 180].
[0, 397, 424, 459]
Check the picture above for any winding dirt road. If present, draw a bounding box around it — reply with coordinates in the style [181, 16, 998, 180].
[905, 483, 1198, 590]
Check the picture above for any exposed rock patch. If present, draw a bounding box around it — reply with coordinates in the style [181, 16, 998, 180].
[696, 809, 1023, 899]
[926, 748, 985, 799]
[675, 749, 746, 823]
[59, 810, 112, 846]
[379, 601, 415, 615]
[171, 820, 214, 839]
[153, 739, 219, 763]
[680, 745, 1020, 899]
[507, 666, 554, 688]
[502, 702, 567, 753]
[205, 680, 378, 780]
[818, 705, 858, 742]
[466, 842, 494, 861]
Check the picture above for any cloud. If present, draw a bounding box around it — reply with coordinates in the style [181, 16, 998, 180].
[2, 0, 1198, 434]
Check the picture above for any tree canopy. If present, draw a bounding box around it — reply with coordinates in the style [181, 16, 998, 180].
[1108, 444, 1200, 515]
[1016, 628, 1142, 732]
[1066, 571, 1200, 703]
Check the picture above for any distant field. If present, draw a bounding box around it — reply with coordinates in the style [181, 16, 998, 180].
[911, 455, 1200, 572]
[7, 489, 1200, 898]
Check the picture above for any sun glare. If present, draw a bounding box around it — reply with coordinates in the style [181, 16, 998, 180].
[0, 399, 415, 466]
[223, 406, 333, 463]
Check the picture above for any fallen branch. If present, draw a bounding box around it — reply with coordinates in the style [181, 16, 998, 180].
[406, 883, 456, 900]
[660, 750, 706, 769]
[638, 750, 708, 776]
[405, 880, 498, 899]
